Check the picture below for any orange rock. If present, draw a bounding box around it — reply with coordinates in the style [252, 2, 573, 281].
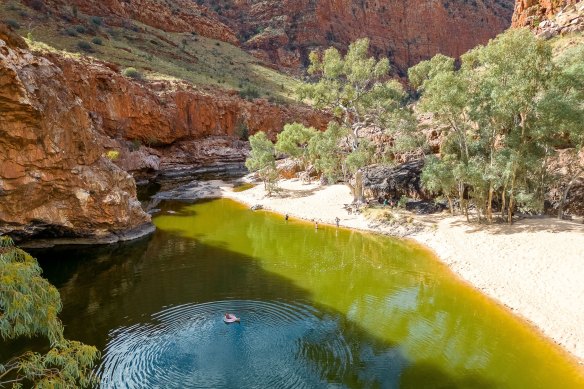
[198, 0, 515, 73]
[47, 53, 329, 146]
[0, 33, 151, 241]
[512, 0, 580, 27]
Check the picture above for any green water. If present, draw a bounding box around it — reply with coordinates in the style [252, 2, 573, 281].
[9, 198, 583, 388]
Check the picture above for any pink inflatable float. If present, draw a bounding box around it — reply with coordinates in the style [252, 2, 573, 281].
[224, 313, 240, 323]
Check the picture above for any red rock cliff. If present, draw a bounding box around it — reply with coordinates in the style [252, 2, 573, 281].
[47, 54, 328, 146]
[0, 25, 152, 242]
[199, 0, 515, 74]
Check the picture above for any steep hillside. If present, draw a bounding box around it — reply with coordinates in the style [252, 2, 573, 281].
[198, 0, 515, 75]
[1, 0, 300, 100]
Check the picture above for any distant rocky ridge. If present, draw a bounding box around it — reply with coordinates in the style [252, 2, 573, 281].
[196, 0, 516, 74]
[34, 0, 515, 74]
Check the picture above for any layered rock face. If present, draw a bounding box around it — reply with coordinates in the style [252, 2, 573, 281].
[200, 0, 515, 74]
[0, 26, 151, 242]
[37, 0, 239, 44]
[48, 54, 328, 146]
[512, 0, 581, 26]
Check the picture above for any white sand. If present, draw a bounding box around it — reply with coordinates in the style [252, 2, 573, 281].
[220, 178, 584, 363]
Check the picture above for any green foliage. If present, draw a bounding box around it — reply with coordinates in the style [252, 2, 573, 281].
[411, 29, 584, 223]
[275, 123, 318, 165]
[0, 237, 99, 387]
[235, 121, 249, 141]
[345, 139, 374, 175]
[91, 36, 103, 45]
[76, 40, 93, 53]
[64, 27, 77, 37]
[239, 85, 260, 100]
[299, 38, 414, 153]
[74, 24, 86, 34]
[5, 19, 20, 30]
[90, 16, 102, 26]
[122, 67, 142, 80]
[298, 38, 415, 185]
[245, 132, 279, 195]
[105, 150, 120, 161]
[307, 122, 348, 183]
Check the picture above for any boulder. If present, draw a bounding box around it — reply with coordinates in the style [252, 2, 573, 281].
[362, 160, 427, 200]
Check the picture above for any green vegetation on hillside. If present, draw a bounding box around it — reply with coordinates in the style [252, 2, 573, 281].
[0, 237, 99, 387]
[0, 1, 299, 101]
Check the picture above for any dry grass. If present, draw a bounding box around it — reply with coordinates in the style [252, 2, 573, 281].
[1, 1, 300, 102]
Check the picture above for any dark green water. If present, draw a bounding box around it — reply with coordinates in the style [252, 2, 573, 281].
[10, 198, 584, 388]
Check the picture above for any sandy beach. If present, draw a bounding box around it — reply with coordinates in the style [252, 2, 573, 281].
[219, 178, 584, 363]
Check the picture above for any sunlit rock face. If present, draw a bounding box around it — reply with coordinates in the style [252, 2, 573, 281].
[38, 0, 514, 74]
[512, 0, 580, 27]
[0, 25, 151, 242]
[194, 0, 515, 74]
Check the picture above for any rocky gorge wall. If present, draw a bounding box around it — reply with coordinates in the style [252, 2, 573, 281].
[0, 26, 151, 242]
[31, 0, 239, 44]
[0, 23, 329, 242]
[34, 0, 515, 74]
[199, 0, 515, 74]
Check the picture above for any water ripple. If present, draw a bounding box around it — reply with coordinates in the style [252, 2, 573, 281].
[98, 300, 353, 388]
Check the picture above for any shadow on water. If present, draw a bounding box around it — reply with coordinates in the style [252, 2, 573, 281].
[12, 227, 498, 389]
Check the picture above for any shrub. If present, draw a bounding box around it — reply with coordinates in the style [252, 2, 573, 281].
[28, 0, 45, 11]
[76, 40, 94, 52]
[235, 121, 249, 141]
[90, 16, 102, 26]
[397, 195, 408, 209]
[5, 19, 20, 30]
[64, 27, 77, 36]
[239, 85, 260, 100]
[75, 24, 86, 33]
[91, 36, 103, 45]
[105, 150, 120, 161]
[122, 67, 142, 80]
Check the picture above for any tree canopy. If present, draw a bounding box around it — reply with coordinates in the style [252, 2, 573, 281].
[410, 29, 584, 223]
[0, 236, 99, 388]
[299, 38, 414, 152]
[245, 131, 279, 195]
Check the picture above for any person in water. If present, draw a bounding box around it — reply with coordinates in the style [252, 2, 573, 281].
[314, 220, 319, 229]
[285, 213, 289, 221]
[335, 217, 340, 227]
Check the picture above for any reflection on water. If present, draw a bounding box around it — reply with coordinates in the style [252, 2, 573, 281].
[9, 198, 583, 388]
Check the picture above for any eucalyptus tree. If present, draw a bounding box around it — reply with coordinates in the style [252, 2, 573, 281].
[275, 122, 319, 168]
[298, 38, 414, 197]
[409, 54, 474, 219]
[0, 236, 99, 388]
[411, 29, 581, 223]
[245, 131, 278, 195]
[545, 44, 584, 218]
